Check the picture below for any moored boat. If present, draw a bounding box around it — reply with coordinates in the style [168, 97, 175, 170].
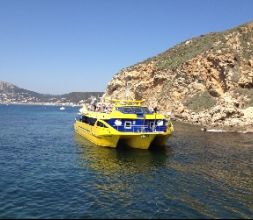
[74, 99, 173, 150]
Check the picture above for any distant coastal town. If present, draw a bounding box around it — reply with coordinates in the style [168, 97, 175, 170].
[0, 81, 103, 107]
[0, 92, 81, 106]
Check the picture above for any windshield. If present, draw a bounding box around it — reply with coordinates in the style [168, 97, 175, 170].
[116, 107, 152, 114]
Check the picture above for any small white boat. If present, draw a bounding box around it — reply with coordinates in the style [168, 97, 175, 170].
[60, 106, 65, 111]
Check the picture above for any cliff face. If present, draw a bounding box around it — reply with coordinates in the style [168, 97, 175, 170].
[104, 22, 253, 129]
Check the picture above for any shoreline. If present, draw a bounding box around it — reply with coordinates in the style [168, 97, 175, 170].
[1, 102, 252, 133]
[0, 102, 82, 107]
[171, 118, 253, 134]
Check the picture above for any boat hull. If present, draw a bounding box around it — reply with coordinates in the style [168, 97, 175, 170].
[74, 120, 173, 150]
[74, 121, 119, 148]
[119, 134, 156, 150]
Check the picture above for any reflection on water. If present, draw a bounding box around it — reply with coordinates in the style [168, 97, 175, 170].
[74, 122, 253, 218]
[74, 134, 173, 175]
[74, 134, 176, 218]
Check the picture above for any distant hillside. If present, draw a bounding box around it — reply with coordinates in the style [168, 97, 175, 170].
[0, 81, 103, 104]
[59, 92, 103, 103]
[104, 21, 253, 130]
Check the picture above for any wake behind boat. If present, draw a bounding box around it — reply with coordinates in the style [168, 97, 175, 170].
[74, 99, 174, 150]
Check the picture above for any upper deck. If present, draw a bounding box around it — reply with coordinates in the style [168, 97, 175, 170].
[79, 99, 166, 120]
[76, 99, 170, 133]
[111, 99, 144, 107]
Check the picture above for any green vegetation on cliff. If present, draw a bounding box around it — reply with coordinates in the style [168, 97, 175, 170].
[184, 91, 217, 112]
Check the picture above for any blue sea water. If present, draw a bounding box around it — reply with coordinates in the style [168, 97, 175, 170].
[0, 104, 252, 219]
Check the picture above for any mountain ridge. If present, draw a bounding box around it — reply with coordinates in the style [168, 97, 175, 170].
[0, 81, 103, 105]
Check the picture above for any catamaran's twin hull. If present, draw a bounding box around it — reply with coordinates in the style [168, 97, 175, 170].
[74, 120, 173, 150]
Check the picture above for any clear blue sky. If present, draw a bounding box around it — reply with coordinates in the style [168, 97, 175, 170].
[0, 0, 252, 94]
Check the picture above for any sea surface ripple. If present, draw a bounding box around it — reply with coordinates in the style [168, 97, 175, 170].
[0, 104, 252, 218]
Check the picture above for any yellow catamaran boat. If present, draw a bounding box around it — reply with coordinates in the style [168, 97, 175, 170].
[74, 99, 173, 150]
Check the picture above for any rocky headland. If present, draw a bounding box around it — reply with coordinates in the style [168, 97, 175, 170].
[104, 21, 253, 132]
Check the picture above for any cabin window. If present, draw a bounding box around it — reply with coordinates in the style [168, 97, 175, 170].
[97, 121, 108, 128]
[83, 117, 96, 126]
[116, 107, 152, 114]
[89, 118, 97, 126]
[150, 121, 155, 129]
[124, 121, 132, 129]
[81, 116, 88, 123]
[80, 116, 97, 126]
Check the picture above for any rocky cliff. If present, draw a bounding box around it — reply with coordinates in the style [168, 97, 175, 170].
[104, 21, 253, 130]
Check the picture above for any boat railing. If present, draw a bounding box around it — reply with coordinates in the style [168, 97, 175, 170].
[112, 124, 165, 133]
[111, 99, 145, 107]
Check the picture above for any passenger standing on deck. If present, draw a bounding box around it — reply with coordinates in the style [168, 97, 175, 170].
[153, 107, 158, 113]
[90, 97, 97, 111]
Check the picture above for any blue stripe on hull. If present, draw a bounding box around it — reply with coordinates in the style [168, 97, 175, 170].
[105, 119, 167, 133]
